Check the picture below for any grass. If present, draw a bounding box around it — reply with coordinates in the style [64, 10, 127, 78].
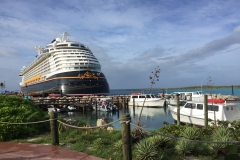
[8, 113, 240, 160]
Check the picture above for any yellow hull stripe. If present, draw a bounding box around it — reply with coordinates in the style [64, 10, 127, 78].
[21, 76, 105, 87]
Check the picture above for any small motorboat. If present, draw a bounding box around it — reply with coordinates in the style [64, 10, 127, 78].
[168, 100, 240, 126]
[68, 105, 77, 111]
[92, 101, 118, 112]
[128, 93, 166, 108]
[47, 107, 68, 113]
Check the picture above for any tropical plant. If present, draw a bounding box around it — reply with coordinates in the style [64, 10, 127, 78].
[134, 137, 161, 160]
[113, 139, 122, 149]
[180, 126, 201, 140]
[156, 123, 183, 137]
[147, 135, 171, 149]
[131, 127, 148, 142]
[175, 140, 194, 156]
[211, 127, 235, 149]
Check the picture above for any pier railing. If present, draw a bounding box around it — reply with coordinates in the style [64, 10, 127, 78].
[30, 96, 129, 110]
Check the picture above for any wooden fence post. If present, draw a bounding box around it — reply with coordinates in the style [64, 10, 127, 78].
[121, 114, 132, 160]
[50, 111, 59, 145]
[95, 99, 98, 118]
[204, 94, 208, 127]
[176, 94, 180, 125]
[133, 98, 135, 117]
[117, 97, 120, 109]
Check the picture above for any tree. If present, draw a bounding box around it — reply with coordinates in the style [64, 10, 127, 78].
[137, 66, 160, 126]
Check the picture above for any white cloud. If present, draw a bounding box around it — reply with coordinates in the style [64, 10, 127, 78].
[0, 0, 240, 91]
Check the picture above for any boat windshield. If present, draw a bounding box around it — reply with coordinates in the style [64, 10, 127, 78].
[193, 91, 202, 95]
[151, 95, 156, 98]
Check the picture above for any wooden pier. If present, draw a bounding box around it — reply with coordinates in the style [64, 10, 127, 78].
[30, 95, 129, 111]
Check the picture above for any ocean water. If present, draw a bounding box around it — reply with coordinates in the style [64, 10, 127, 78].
[8, 86, 239, 130]
[60, 88, 240, 131]
[109, 88, 240, 97]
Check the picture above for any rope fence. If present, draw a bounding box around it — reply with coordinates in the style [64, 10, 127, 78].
[1, 116, 240, 145]
[1, 112, 240, 160]
[0, 119, 52, 124]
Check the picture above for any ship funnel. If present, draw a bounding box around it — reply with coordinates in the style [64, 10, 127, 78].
[62, 32, 70, 41]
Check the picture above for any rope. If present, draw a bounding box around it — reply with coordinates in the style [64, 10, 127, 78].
[57, 119, 121, 129]
[130, 122, 147, 130]
[120, 120, 130, 125]
[0, 119, 52, 125]
[1, 117, 239, 145]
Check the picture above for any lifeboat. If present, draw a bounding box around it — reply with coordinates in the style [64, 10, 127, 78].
[208, 99, 225, 103]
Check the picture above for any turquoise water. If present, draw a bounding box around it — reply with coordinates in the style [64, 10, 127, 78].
[59, 88, 240, 131]
[109, 88, 240, 96]
[60, 101, 240, 131]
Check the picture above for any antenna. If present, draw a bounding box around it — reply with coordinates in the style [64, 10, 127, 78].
[34, 46, 44, 55]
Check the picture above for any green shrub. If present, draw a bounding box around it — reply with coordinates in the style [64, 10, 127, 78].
[134, 137, 161, 160]
[0, 95, 49, 141]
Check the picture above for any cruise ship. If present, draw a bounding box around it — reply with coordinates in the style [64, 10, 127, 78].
[19, 32, 110, 97]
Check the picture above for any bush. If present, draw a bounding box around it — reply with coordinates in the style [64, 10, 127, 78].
[0, 95, 49, 141]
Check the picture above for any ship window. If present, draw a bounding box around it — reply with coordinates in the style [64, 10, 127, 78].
[185, 103, 195, 109]
[132, 96, 138, 98]
[197, 104, 203, 110]
[57, 44, 68, 47]
[226, 107, 229, 111]
[43, 49, 49, 53]
[231, 106, 233, 110]
[71, 44, 79, 47]
[146, 95, 151, 98]
[74, 67, 79, 69]
[139, 96, 145, 98]
[208, 105, 219, 111]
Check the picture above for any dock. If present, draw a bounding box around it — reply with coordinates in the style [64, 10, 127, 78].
[30, 95, 130, 111]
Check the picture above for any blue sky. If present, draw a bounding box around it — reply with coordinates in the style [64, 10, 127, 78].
[0, 0, 240, 91]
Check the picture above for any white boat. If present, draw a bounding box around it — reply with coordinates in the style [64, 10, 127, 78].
[92, 103, 118, 112]
[168, 100, 240, 126]
[167, 91, 204, 105]
[128, 93, 166, 108]
[129, 107, 170, 118]
[68, 105, 77, 111]
[47, 107, 68, 113]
